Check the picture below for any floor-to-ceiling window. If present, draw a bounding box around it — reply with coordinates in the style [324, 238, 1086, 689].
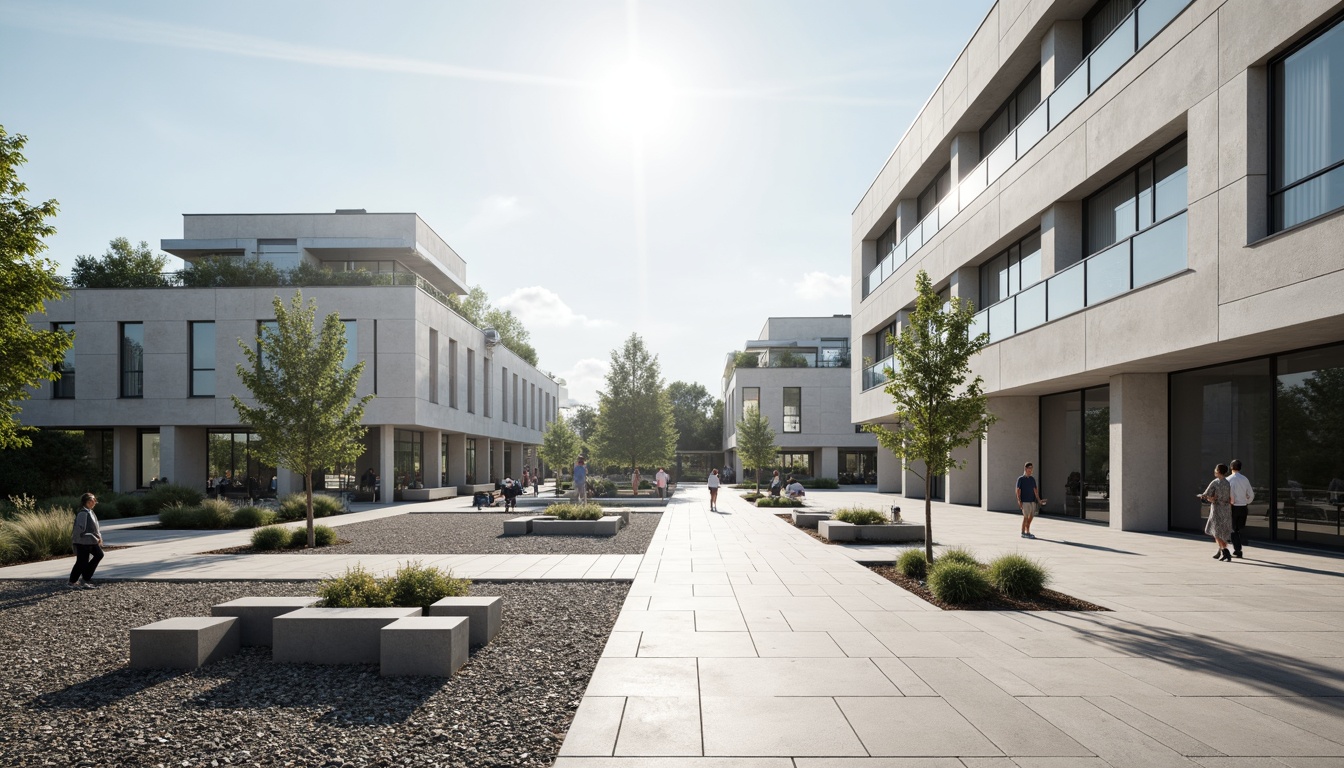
[394, 429, 423, 495]
[839, 449, 878, 484]
[465, 438, 477, 485]
[1040, 386, 1110, 522]
[207, 430, 276, 497]
[1271, 14, 1344, 231]
[1276, 344, 1344, 546]
[138, 429, 160, 488]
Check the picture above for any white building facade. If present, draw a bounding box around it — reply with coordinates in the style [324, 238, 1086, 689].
[23, 211, 560, 499]
[724, 316, 877, 484]
[853, 0, 1344, 548]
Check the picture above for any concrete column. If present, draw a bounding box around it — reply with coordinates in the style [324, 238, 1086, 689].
[113, 426, 136, 492]
[491, 439, 505, 484]
[895, 199, 919, 239]
[445, 432, 467, 487]
[947, 439, 982, 506]
[819, 446, 839, 481]
[473, 437, 490, 486]
[425, 429, 443, 487]
[1041, 201, 1083, 275]
[1040, 19, 1083, 92]
[950, 132, 980, 182]
[949, 266, 980, 311]
[380, 425, 396, 501]
[171, 427, 208, 491]
[277, 468, 301, 497]
[1109, 373, 1169, 531]
[877, 443, 902, 494]
[983, 396, 1039, 511]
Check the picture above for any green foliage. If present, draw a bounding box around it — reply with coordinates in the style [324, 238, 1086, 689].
[865, 269, 996, 562]
[539, 415, 581, 483]
[276, 493, 343, 521]
[0, 127, 71, 450]
[895, 548, 928, 579]
[197, 499, 236, 528]
[158, 504, 201, 529]
[449, 286, 538, 365]
[731, 351, 760, 368]
[590, 477, 618, 498]
[0, 506, 74, 565]
[927, 561, 992, 604]
[0, 430, 99, 498]
[667, 381, 723, 452]
[834, 507, 886, 525]
[571, 405, 598, 442]
[591, 334, 678, 474]
[770, 350, 809, 368]
[804, 478, 839, 489]
[548, 502, 603, 520]
[233, 291, 373, 548]
[142, 483, 204, 515]
[316, 565, 391, 607]
[70, 238, 169, 288]
[937, 547, 980, 567]
[229, 506, 275, 528]
[250, 525, 289, 551]
[98, 492, 141, 519]
[288, 524, 337, 548]
[285, 262, 381, 286]
[179, 255, 282, 287]
[385, 561, 471, 609]
[735, 405, 777, 493]
[986, 554, 1050, 598]
[740, 492, 764, 501]
[755, 496, 803, 508]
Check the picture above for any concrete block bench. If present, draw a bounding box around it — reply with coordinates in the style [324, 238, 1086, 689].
[458, 483, 496, 495]
[380, 616, 470, 677]
[130, 617, 240, 670]
[211, 597, 319, 646]
[401, 486, 458, 501]
[818, 520, 925, 543]
[273, 607, 421, 665]
[791, 511, 832, 529]
[503, 515, 556, 535]
[427, 595, 502, 646]
[531, 516, 621, 536]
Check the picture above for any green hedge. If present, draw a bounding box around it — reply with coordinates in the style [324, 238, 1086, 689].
[833, 507, 885, 525]
[755, 496, 803, 508]
[317, 562, 470, 609]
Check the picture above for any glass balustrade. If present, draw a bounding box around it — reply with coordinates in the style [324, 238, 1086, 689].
[1089, 14, 1136, 91]
[1046, 262, 1085, 321]
[1132, 212, 1188, 287]
[1016, 281, 1047, 331]
[1086, 240, 1130, 305]
[863, 354, 896, 391]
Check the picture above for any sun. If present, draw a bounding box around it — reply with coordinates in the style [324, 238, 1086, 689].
[596, 59, 679, 138]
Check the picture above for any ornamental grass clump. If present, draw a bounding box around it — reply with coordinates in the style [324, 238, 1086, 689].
[548, 502, 603, 521]
[755, 496, 803, 508]
[895, 547, 929, 579]
[927, 560, 992, 604]
[385, 561, 471, 610]
[287, 524, 336, 548]
[158, 503, 200, 529]
[198, 499, 236, 529]
[317, 565, 390, 608]
[833, 507, 886, 525]
[0, 507, 74, 565]
[986, 553, 1051, 598]
[740, 492, 764, 502]
[937, 547, 980, 567]
[142, 483, 204, 515]
[229, 506, 276, 528]
[250, 525, 289, 551]
[276, 493, 343, 521]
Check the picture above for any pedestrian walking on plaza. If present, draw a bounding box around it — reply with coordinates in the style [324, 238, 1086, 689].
[1200, 463, 1235, 561]
[655, 467, 669, 499]
[631, 467, 642, 496]
[573, 457, 588, 503]
[1227, 459, 1254, 558]
[707, 468, 721, 512]
[68, 493, 104, 589]
[1016, 462, 1045, 539]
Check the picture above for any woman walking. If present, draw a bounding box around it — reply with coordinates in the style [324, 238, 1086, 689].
[69, 492, 104, 589]
[1200, 464, 1234, 562]
[707, 468, 721, 512]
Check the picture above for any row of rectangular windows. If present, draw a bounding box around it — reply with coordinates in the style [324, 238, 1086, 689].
[738, 387, 803, 434]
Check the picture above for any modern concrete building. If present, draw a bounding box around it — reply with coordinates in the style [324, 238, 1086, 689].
[22, 211, 560, 500]
[852, 0, 1344, 548]
[723, 316, 876, 484]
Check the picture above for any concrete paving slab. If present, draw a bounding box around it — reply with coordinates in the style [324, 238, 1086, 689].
[700, 696, 866, 757]
[615, 697, 702, 756]
[1022, 696, 1194, 767]
[585, 658, 700, 698]
[558, 697, 625, 757]
[698, 657, 899, 697]
[1113, 695, 1344, 757]
[835, 696, 1001, 757]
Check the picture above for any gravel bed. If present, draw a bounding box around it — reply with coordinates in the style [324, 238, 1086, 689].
[268, 512, 662, 556]
[0, 579, 628, 767]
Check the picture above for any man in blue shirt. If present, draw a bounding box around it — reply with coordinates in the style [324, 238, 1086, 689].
[1015, 462, 1045, 539]
[573, 456, 588, 503]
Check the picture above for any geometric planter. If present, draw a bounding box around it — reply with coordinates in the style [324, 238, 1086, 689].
[818, 520, 925, 542]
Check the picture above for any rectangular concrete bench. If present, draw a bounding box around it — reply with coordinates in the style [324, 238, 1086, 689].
[819, 520, 925, 542]
[130, 617, 239, 670]
[458, 483, 496, 495]
[401, 486, 458, 501]
[531, 516, 621, 536]
[211, 597, 320, 646]
[272, 607, 420, 665]
[427, 596, 502, 646]
[503, 515, 556, 535]
[380, 616, 470, 677]
[792, 511, 832, 529]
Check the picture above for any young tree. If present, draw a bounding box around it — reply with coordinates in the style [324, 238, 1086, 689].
[0, 127, 72, 449]
[592, 333, 677, 477]
[866, 269, 995, 563]
[232, 291, 374, 548]
[70, 238, 170, 288]
[735, 404, 777, 493]
[538, 414, 581, 495]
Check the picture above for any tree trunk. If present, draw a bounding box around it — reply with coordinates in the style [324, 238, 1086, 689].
[305, 471, 315, 549]
[924, 473, 934, 563]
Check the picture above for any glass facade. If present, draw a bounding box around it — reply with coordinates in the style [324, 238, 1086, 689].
[138, 429, 159, 488]
[207, 430, 275, 497]
[394, 429, 423, 492]
[84, 429, 113, 489]
[121, 322, 144, 398]
[1272, 15, 1344, 231]
[979, 231, 1043, 308]
[191, 321, 215, 397]
[1084, 0, 1140, 55]
[981, 66, 1042, 157]
[743, 387, 760, 420]
[1086, 139, 1187, 256]
[776, 451, 813, 477]
[465, 438, 477, 485]
[917, 163, 952, 222]
[839, 449, 877, 484]
[783, 387, 801, 433]
[1040, 386, 1110, 523]
[1276, 345, 1344, 546]
[53, 322, 75, 399]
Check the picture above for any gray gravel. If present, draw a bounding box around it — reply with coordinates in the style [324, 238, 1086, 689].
[302, 512, 662, 556]
[0, 579, 628, 767]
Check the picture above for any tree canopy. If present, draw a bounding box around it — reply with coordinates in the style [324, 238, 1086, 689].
[450, 285, 538, 366]
[232, 290, 374, 547]
[591, 333, 677, 472]
[865, 269, 994, 562]
[0, 126, 71, 449]
[571, 404, 598, 444]
[538, 414, 581, 482]
[735, 404, 777, 493]
[668, 380, 723, 451]
[70, 238, 170, 288]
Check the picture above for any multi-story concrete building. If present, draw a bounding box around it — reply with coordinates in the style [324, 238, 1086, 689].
[22, 211, 560, 500]
[852, 0, 1344, 548]
[724, 316, 876, 484]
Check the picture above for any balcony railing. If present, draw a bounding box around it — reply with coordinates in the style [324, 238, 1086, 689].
[862, 0, 1192, 299]
[969, 211, 1188, 344]
[862, 354, 895, 391]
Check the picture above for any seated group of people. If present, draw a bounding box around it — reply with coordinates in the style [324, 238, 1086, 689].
[767, 471, 806, 499]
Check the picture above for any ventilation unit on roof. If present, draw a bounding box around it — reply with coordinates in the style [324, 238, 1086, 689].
[335, 208, 367, 214]
[483, 329, 502, 347]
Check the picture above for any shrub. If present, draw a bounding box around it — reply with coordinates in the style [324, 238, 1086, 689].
[385, 561, 470, 610]
[42, 495, 84, 513]
[740, 492, 764, 501]
[230, 506, 276, 528]
[288, 524, 338, 548]
[251, 525, 290, 551]
[0, 429, 99, 498]
[937, 547, 980, 567]
[755, 496, 804, 508]
[142, 484, 203, 515]
[0, 507, 75, 565]
[895, 548, 929, 579]
[548, 503, 603, 521]
[986, 554, 1050, 598]
[591, 478, 617, 497]
[158, 503, 202, 529]
[833, 507, 886, 525]
[804, 478, 839, 489]
[927, 561, 991, 604]
[198, 499, 236, 529]
[316, 566, 390, 608]
[276, 493, 344, 521]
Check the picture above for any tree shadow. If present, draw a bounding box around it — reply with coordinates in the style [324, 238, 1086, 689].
[34, 667, 188, 710]
[0, 581, 79, 611]
[1031, 538, 1142, 555]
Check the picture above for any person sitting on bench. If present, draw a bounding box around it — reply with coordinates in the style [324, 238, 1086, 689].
[768, 470, 783, 497]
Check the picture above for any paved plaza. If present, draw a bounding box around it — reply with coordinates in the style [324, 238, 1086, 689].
[3, 486, 1343, 766]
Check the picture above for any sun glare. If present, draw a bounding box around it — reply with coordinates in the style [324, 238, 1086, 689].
[596, 59, 679, 137]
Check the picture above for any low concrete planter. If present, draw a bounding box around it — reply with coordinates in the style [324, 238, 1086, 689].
[530, 516, 622, 536]
[380, 616, 470, 678]
[791, 511, 832, 529]
[818, 520, 925, 543]
[211, 597, 320, 647]
[272, 607, 421, 665]
[401, 487, 458, 501]
[548, 494, 669, 508]
[130, 617, 240, 670]
[427, 596, 503, 646]
[502, 515, 557, 535]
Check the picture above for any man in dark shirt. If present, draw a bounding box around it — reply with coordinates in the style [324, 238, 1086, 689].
[1015, 462, 1045, 539]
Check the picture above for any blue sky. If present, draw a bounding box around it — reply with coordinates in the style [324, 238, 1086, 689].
[1, 0, 990, 404]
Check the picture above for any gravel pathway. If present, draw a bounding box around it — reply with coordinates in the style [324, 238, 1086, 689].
[294, 512, 662, 556]
[0, 579, 627, 767]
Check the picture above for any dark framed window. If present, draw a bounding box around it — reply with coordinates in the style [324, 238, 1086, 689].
[776, 451, 813, 477]
[1039, 385, 1110, 524]
[428, 329, 439, 404]
[52, 322, 75, 399]
[743, 387, 760, 421]
[876, 220, 899, 261]
[1084, 137, 1188, 256]
[448, 339, 459, 408]
[1271, 14, 1344, 232]
[137, 428, 160, 488]
[917, 163, 952, 222]
[467, 349, 476, 414]
[1083, 0, 1139, 55]
[190, 321, 215, 397]
[120, 322, 144, 398]
[979, 230, 1043, 308]
[340, 320, 357, 370]
[513, 373, 519, 425]
[257, 320, 278, 371]
[875, 321, 899, 360]
[783, 387, 801, 433]
[465, 437, 477, 484]
[981, 66, 1042, 156]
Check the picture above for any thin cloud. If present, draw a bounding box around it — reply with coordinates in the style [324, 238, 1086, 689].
[792, 271, 849, 301]
[460, 195, 529, 235]
[497, 287, 605, 329]
[558, 358, 609, 406]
